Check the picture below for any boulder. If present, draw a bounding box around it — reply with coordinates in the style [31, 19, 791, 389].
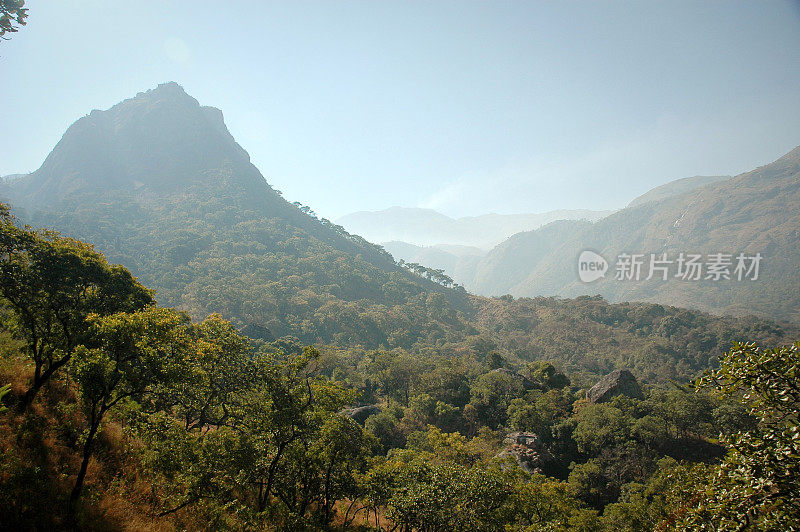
[340, 404, 381, 424]
[586, 369, 643, 403]
[503, 431, 542, 448]
[498, 431, 553, 474]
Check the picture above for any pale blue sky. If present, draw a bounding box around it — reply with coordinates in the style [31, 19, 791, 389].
[2, 1, 800, 219]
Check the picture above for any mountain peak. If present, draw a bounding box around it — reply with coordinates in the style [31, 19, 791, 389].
[131, 81, 198, 107]
[153, 80, 188, 94]
[5, 84, 255, 209]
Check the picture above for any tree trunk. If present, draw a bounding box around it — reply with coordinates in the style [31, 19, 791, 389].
[16, 379, 42, 412]
[16, 355, 71, 413]
[323, 459, 334, 527]
[70, 417, 100, 503]
[261, 438, 292, 511]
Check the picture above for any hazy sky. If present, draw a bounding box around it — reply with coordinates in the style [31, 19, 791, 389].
[2, 1, 800, 219]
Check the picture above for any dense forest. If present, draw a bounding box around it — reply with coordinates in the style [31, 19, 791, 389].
[1, 205, 799, 530]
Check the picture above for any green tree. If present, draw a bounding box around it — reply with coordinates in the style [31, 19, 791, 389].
[651, 386, 714, 440]
[468, 369, 526, 429]
[130, 314, 256, 519]
[236, 346, 357, 516]
[365, 458, 512, 531]
[365, 408, 406, 453]
[572, 403, 630, 456]
[69, 307, 192, 502]
[510, 475, 585, 530]
[524, 360, 570, 389]
[366, 351, 421, 404]
[271, 412, 374, 527]
[0, 207, 154, 410]
[679, 342, 800, 529]
[166, 313, 254, 430]
[507, 389, 570, 440]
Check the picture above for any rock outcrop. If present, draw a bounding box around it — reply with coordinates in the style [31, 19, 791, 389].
[587, 369, 643, 403]
[340, 405, 381, 424]
[498, 432, 553, 474]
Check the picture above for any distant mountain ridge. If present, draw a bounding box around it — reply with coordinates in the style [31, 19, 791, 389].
[458, 147, 800, 323]
[627, 175, 731, 208]
[377, 173, 747, 301]
[337, 206, 613, 249]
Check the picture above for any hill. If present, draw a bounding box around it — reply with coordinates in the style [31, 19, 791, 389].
[382, 241, 484, 285]
[1, 213, 796, 529]
[463, 147, 800, 323]
[626, 175, 731, 208]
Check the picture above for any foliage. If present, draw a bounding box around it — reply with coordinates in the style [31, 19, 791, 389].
[0, 0, 26, 40]
[69, 307, 193, 501]
[0, 205, 798, 530]
[364, 458, 513, 532]
[676, 342, 800, 529]
[0, 207, 153, 410]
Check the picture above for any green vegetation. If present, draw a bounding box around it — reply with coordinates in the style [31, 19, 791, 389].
[677, 342, 800, 529]
[1, 214, 797, 530]
[14, 185, 794, 385]
[5, 83, 794, 384]
[0, 204, 153, 410]
[0, 0, 26, 40]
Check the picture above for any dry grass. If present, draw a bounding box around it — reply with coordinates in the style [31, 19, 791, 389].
[0, 345, 177, 530]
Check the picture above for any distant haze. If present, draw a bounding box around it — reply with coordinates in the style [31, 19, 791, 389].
[337, 207, 612, 249]
[2, 2, 800, 219]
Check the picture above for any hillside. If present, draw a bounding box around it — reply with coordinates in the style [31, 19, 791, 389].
[382, 240, 484, 285]
[626, 175, 731, 208]
[1, 213, 796, 529]
[463, 147, 800, 323]
[0, 174, 27, 184]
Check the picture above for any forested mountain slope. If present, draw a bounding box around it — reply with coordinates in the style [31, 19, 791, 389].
[463, 147, 800, 323]
[2, 84, 796, 383]
[2, 209, 797, 529]
[2, 83, 472, 348]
